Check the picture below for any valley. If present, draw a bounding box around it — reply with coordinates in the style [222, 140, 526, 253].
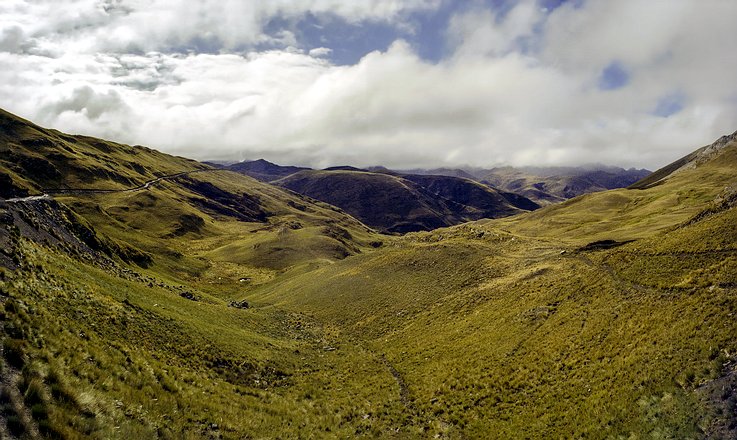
[1, 109, 737, 439]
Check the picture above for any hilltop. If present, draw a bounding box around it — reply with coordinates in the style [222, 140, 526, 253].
[225, 160, 540, 233]
[225, 159, 310, 183]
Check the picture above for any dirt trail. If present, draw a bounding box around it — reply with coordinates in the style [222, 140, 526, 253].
[379, 355, 413, 410]
[3, 168, 224, 203]
[573, 253, 650, 295]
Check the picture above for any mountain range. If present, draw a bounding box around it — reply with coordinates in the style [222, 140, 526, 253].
[220, 159, 648, 232]
[1, 107, 736, 439]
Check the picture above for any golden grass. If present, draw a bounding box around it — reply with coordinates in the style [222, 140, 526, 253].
[3, 108, 737, 438]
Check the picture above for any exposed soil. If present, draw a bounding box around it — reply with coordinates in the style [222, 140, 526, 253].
[697, 356, 737, 439]
[380, 355, 413, 409]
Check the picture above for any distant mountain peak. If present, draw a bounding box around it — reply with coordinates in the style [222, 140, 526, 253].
[323, 166, 367, 172]
[226, 159, 310, 182]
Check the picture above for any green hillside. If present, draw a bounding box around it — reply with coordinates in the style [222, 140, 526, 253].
[249, 132, 737, 438]
[1, 109, 736, 439]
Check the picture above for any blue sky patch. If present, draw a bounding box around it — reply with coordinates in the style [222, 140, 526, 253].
[598, 61, 630, 91]
[289, 13, 402, 65]
[653, 91, 686, 117]
[403, 2, 460, 63]
[262, 1, 561, 65]
[286, 4, 465, 64]
[541, 0, 584, 11]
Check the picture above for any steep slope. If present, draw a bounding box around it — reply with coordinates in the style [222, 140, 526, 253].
[401, 174, 540, 212]
[629, 131, 737, 189]
[499, 132, 737, 243]
[0, 109, 210, 198]
[0, 110, 377, 272]
[275, 170, 535, 234]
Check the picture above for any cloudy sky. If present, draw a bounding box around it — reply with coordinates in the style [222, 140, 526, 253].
[2, 0, 736, 169]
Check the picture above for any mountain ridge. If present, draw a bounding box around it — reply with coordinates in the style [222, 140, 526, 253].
[225, 158, 651, 208]
[629, 130, 737, 190]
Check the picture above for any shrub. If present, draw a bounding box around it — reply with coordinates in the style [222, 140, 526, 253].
[3, 339, 27, 368]
[5, 413, 25, 436]
[31, 403, 49, 420]
[23, 378, 46, 406]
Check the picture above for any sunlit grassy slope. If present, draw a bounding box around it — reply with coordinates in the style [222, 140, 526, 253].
[0, 109, 398, 438]
[248, 132, 737, 438]
[2, 108, 737, 439]
[496, 133, 737, 244]
[0, 109, 209, 196]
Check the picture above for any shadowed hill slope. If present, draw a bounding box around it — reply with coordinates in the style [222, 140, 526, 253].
[402, 174, 540, 212]
[276, 170, 468, 233]
[384, 165, 650, 206]
[223, 161, 647, 226]
[275, 170, 537, 233]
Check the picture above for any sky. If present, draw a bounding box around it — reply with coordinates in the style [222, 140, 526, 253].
[1, 0, 736, 170]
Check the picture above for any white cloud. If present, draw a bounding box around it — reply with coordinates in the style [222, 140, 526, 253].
[0, 0, 736, 170]
[447, 0, 544, 59]
[0, 0, 441, 55]
[308, 47, 332, 58]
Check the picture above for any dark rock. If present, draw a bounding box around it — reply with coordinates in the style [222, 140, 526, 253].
[229, 300, 249, 309]
[179, 291, 198, 301]
[577, 239, 633, 252]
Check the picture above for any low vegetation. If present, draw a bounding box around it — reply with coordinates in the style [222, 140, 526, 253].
[1, 109, 736, 438]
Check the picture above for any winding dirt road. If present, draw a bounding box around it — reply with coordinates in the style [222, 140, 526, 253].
[3, 168, 223, 204]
